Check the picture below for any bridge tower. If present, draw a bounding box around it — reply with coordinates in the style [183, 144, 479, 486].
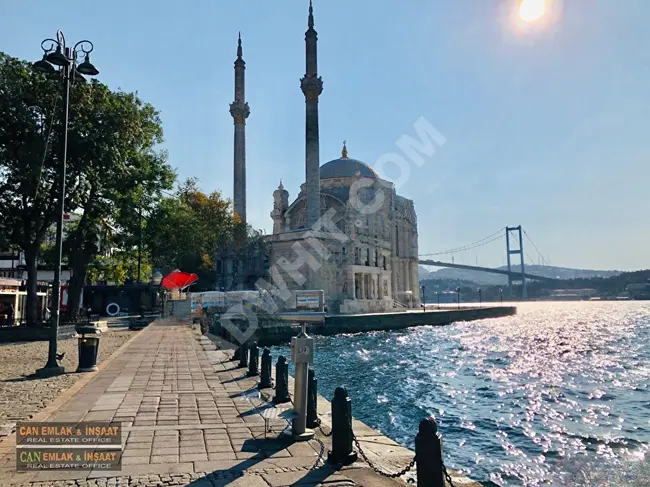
[506, 226, 527, 298]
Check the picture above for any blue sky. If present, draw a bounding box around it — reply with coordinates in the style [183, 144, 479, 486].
[3, 0, 649, 271]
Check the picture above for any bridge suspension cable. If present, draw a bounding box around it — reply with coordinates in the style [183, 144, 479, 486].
[419, 227, 505, 257]
[522, 228, 547, 266]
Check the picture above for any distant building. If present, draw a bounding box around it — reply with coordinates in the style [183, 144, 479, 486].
[0, 278, 50, 324]
[548, 288, 598, 300]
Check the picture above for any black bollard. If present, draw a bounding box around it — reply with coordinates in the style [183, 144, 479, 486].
[247, 342, 259, 377]
[327, 387, 357, 465]
[238, 343, 249, 369]
[273, 356, 290, 404]
[307, 367, 319, 428]
[259, 348, 273, 389]
[415, 416, 445, 487]
[231, 346, 240, 362]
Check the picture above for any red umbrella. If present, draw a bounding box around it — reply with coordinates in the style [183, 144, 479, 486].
[161, 270, 199, 290]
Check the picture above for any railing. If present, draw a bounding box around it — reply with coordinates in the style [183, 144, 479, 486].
[229, 344, 459, 486]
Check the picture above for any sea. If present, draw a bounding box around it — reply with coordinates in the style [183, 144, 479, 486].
[271, 301, 650, 486]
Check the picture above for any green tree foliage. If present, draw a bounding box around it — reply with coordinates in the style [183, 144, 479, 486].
[61, 85, 175, 317]
[0, 51, 174, 323]
[146, 178, 245, 290]
[86, 250, 153, 286]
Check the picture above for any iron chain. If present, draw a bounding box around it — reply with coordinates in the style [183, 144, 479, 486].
[315, 417, 333, 437]
[351, 430, 416, 478]
[316, 412, 409, 474]
[310, 436, 327, 471]
[442, 462, 456, 487]
[320, 411, 457, 485]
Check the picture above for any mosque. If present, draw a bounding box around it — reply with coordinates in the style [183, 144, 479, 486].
[227, 2, 420, 314]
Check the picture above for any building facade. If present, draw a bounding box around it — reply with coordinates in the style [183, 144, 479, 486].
[227, 2, 420, 313]
[268, 144, 420, 314]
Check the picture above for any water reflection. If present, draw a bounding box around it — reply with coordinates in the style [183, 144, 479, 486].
[273, 301, 650, 486]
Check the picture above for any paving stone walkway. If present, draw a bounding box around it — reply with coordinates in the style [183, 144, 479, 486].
[0, 321, 423, 487]
[0, 330, 136, 438]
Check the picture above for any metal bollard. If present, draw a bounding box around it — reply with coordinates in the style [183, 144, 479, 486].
[247, 342, 259, 377]
[415, 416, 445, 487]
[273, 356, 290, 404]
[306, 368, 319, 428]
[259, 348, 273, 389]
[238, 343, 249, 369]
[327, 387, 357, 465]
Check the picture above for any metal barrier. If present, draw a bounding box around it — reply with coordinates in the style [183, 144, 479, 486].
[326, 387, 456, 487]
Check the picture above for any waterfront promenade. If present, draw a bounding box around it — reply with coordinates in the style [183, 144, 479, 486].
[0, 320, 480, 486]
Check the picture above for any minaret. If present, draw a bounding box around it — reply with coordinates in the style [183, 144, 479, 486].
[301, 0, 323, 228]
[271, 180, 289, 234]
[230, 32, 250, 223]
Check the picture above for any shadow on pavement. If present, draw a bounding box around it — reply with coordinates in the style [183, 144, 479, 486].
[183, 434, 345, 487]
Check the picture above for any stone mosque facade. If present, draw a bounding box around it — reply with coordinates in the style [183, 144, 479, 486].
[229, 2, 420, 314]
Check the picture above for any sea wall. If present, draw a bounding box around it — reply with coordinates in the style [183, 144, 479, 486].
[211, 306, 516, 347]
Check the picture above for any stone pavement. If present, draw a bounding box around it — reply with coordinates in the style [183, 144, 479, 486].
[0, 321, 421, 487]
[0, 330, 136, 439]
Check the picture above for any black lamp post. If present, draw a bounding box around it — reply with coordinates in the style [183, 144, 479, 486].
[499, 288, 503, 304]
[437, 292, 440, 308]
[456, 287, 461, 309]
[33, 31, 99, 376]
[137, 206, 143, 283]
[421, 284, 426, 312]
[478, 288, 482, 306]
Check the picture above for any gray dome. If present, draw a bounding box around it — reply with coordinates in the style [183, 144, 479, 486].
[320, 158, 378, 180]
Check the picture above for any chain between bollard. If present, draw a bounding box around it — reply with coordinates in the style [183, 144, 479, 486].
[342, 409, 415, 479]
[315, 401, 455, 485]
[351, 430, 416, 478]
[314, 415, 332, 437]
[442, 463, 456, 487]
[310, 436, 327, 471]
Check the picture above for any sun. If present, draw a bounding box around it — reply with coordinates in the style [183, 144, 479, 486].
[519, 0, 547, 23]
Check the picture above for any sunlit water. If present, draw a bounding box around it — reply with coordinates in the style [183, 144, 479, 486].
[272, 302, 650, 486]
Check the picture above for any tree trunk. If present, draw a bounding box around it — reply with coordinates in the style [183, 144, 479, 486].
[66, 253, 88, 318]
[24, 247, 39, 327]
[65, 191, 95, 319]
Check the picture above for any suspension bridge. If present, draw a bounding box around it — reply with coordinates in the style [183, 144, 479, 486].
[419, 226, 556, 297]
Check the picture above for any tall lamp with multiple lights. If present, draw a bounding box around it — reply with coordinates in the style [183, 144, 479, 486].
[33, 30, 99, 376]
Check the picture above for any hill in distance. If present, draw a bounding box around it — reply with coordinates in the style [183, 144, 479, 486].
[418, 265, 621, 286]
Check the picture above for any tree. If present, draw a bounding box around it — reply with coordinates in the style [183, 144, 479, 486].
[61, 88, 175, 317]
[0, 51, 174, 323]
[86, 250, 153, 286]
[1, 52, 75, 325]
[145, 179, 243, 291]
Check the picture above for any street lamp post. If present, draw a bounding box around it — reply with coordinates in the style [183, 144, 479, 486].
[137, 206, 143, 283]
[33, 31, 99, 376]
[478, 288, 482, 306]
[456, 287, 461, 309]
[437, 292, 440, 308]
[500, 288, 503, 304]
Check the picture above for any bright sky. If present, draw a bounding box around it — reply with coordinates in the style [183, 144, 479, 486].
[3, 0, 649, 271]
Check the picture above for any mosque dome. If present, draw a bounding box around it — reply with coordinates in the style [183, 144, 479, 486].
[319, 142, 378, 180]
